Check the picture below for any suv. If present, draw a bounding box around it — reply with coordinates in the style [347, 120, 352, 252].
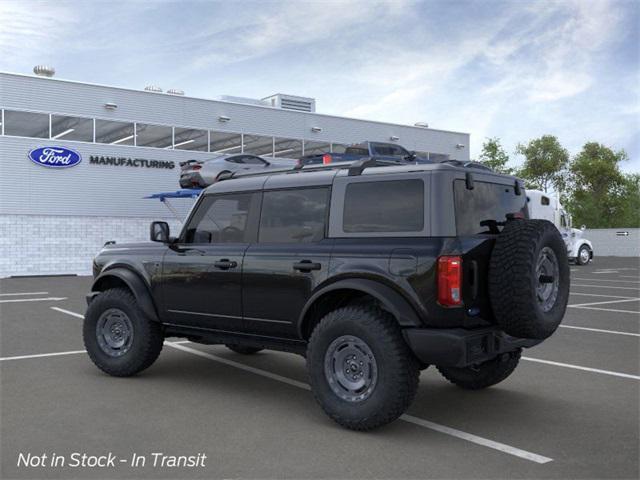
[84, 160, 570, 431]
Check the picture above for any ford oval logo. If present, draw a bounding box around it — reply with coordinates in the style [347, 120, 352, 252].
[28, 146, 82, 168]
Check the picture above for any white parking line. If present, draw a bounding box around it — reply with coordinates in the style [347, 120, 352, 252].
[620, 275, 640, 279]
[573, 278, 640, 284]
[572, 284, 640, 291]
[569, 305, 640, 315]
[570, 292, 637, 299]
[569, 298, 640, 308]
[0, 350, 86, 361]
[0, 292, 49, 296]
[166, 342, 553, 464]
[51, 307, 85, 318]
[522, 357, 640, 380]
[0, 297, 67, 304]
[559, 325, 640, 337]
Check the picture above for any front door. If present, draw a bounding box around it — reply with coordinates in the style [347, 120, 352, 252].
[242, 187, 332, 338]
[161, 192, 260, 331]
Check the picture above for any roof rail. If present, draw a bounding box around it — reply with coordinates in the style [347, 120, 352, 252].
[217, 158, 400, 182]
[440, 159, 494, 172]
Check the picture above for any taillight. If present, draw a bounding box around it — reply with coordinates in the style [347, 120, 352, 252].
[322, 153, 332, 164]
[192, 165, 202, 170]
[437, 256, 462, 306]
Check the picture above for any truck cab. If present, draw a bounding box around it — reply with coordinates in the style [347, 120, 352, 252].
[527, 190, 594, 265]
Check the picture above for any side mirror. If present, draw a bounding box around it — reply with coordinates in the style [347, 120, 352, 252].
[150, 221, 170, 243]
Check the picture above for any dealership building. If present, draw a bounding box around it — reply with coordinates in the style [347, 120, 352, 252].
[0, 69, 470, 278]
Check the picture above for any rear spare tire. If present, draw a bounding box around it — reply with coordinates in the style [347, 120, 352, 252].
[489, 219, 569, 340]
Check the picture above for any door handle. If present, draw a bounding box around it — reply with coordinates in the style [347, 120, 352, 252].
[214, 259, 238, 270]
[293, 260, 321, 272]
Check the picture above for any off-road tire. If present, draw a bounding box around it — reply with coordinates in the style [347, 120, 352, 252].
[225, 344, 263, 355]
[576, 245, 591, 266]
[306, 305, 420, 431]
[436, 349, 521, 390]
[83, 288, 164, 377]
[489, 219, 570, 340]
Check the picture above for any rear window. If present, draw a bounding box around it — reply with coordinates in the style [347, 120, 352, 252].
[454, 180, 527, 235]
[343, 180, 424, 233]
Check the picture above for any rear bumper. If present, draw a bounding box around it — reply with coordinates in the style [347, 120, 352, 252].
[179, 172, 206, 188]
[403, 327, 541, 368]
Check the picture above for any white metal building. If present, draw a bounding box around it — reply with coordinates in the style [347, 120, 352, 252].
[0, 70, 470, 277]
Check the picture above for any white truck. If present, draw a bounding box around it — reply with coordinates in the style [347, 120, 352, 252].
[527, 190, 594, 265]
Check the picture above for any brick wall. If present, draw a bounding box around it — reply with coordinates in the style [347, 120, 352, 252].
[0, 214, 183, 277]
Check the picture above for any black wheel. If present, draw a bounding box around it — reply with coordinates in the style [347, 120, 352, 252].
[576, 245, 591, 265]
[489, 219, 570, 340]
[83, 288, 164, 377]
[225, 344, 263, 355]
[307, 305, 419, 431]
[437, 350, 521, 390]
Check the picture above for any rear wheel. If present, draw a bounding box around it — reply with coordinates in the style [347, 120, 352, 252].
[307, 305, 419, 431]
[436, 350, 521, 390]
[576, 245, 591, 265]
[83, 288, 164, 377]
[489, 219, 570, 340]
[225, 344, 263, 355]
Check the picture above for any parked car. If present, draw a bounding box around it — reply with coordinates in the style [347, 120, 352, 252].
[297, 141, 430, 167]
[527, 190, 594, 265]
[84, 159, 569, 431]
[179, 154, 295, 188]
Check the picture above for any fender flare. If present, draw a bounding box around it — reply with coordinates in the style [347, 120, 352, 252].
[90, 268, 160, 322]
[297, 278, 422, 337]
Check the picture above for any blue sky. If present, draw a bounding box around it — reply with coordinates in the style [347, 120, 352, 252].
[1, 0, 638, 171]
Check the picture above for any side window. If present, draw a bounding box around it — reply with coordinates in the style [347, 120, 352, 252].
[371, 143, 409, 157]
[541, 196, 550, 206]
[343, 180, 424, 233]
[259, 188, 329, 243]
[241, 155, 267, 165]
[184, 193, 256, 244]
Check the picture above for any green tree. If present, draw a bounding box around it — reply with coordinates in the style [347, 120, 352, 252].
[478, 137, 513, 174]
[565, 142, 638, 228]
[516, 135, 569, 193]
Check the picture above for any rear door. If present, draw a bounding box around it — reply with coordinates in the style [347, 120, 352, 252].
[160, 192, 260, 331]
[241, 186, 333, 338]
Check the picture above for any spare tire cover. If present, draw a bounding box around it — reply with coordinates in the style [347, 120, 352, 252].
[489, 219, 570, 339]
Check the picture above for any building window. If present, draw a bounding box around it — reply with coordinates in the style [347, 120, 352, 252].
[50, 114, 93, 142]
[243, 134, 274, 156]
[210, 131, 243, 154]
[304, 140, 331, 156]
[95, 119, 135, 145]
[259, 188, 329, 243]
[135, 123, 173, 148]
[3, 110, 49, 138]
[274, 137, 303, 158]
[173, 127, 208, 151]
[343, 180, 424, 233]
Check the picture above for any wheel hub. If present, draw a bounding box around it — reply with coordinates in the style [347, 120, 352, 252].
[580, 247, 590, 263]
[536, 247, 560, 312]
[96, 308, 133, 357]
[324, 335, 378, 402]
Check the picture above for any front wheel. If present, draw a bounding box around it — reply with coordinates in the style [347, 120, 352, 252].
[436, 350, 521, 390]
[307, 305, 419, 431]
[576, 245, 591, 265]
[83, 288, 164, 377]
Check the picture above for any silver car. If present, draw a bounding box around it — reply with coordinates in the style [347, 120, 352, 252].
[179, 154, 295, 188]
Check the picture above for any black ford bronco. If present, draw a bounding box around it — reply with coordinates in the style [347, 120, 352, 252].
[84, 159, 569, 430]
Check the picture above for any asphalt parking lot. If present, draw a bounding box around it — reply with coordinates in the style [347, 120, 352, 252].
[1, 256, 638, 479]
